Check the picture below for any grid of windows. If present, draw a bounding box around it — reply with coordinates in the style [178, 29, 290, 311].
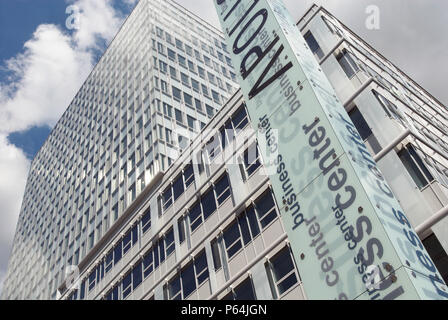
[94, 227, 175, 300]
[221, 190, 278, 260]
[162, 163, 196, 211]
[166, 250, 209, 300]
[188, 172, 232, 232]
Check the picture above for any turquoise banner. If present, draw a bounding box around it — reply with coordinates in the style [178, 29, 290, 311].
[214, 0, 448, 299]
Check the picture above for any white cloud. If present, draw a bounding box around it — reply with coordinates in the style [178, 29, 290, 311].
[0, 0, 130, 297]
[71, 0, 125, 50]
[0, 24, 92, 133]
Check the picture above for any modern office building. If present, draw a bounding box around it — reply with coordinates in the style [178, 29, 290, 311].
[3, 1, 448, 300]
[1, 0, 239, 300]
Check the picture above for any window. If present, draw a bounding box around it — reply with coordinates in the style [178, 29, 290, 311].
[184, 163, 194, 188]
[188, 60, 195, 73]
[245, 206, 261, 240]
[178, 217, 186, 244]
[105, 250, 113, 273]
[172, 174, 184, 201]
[168, 275, 182, 300]
[207, 72, 216, 84]
[215, 174, 231, 205]
[336, 49, 359, 78]
[423, 233, 448, 284]
[304, 31, 324, 59]
[198, 66, 205, 79]
[169, 66, 177, 79]
[88, 269, 96, 292]
[79, 280, 86, 300]
[211, 90, 221, 104]
[267, 247, 299, 297]
[106, 285, 119, 300]
[195, 250, 209, 285]
[202, 84, 209, 97]
[181, 73, 189, 87]
[204, 55, 211, 67]
[165, 228, 175, 256]
[191, 79, 200, 92]
[195, 98, 202, 112]
[162, 186, 173, 210]
[222, 204, 262, 260]
[211, 239, 222, 270]
[348, 107, 372, 140]
[159, 60, 168, 73]
[161, 80, 168, 94]
[165, 32, 173, 44]
[157, 42, 164, 55]
[142, 209, 151, 233]
[122, 272, 132, 299]
[243, 144, 261, 177]
[223, 221, 242, 259]
[205, 135, 221, 162]
[201, 188, 217, 220]
[372, 90, 405, 123]
[187, 115, 195, 130]
[255, 190, 278, 228]
[167, 251, 209, 300]
[132, 261, 143, 290]
[122, 229, 132, 255]
[206, 105, 214, 118]
[114, 241, 122, 264]
[172, 86, 182, 101]
[222, 277, 256, 300]
[189, 201, 202, 232]
[194, 49, 202, 61]
[175, 38, 184, 51]
[184, 93, 193, 108]
[163, 102, 173, 118]
[178, 55, 187, 68]
[143, 250, 154, 278]
[175, 109, 183, 124]
[168, 48, 176, 61]
[180, 263, 196, 299]
[232, 105, 249, 131]
[398, 144, 434, 189]
[348, 106, 381, 154]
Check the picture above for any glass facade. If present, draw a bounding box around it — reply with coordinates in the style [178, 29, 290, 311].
[1, 0, 238, 300]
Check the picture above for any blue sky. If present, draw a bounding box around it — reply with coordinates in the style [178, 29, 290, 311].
[0, 0, 135, 160]
[1, 1, 67, 160]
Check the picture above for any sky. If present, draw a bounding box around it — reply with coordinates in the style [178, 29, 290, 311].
[0, 0, 447, 297]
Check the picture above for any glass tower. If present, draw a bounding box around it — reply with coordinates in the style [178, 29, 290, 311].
[1, 0, 238, 300]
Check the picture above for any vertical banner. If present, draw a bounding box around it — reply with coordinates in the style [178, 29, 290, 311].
[214, 0, 448, 299]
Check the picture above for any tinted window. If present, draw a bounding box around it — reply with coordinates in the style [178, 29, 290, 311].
[189, 201, 202, 232]
[132, 262, 143, 290]
[172, 174, 184, 201]
[255, 191, 277, 228]
[223, 222, 242, 259]
[201, 188, 217, 220]
[181, 263, 196, 298]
